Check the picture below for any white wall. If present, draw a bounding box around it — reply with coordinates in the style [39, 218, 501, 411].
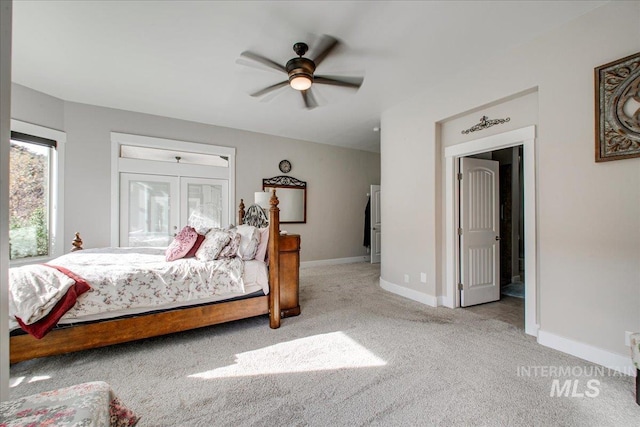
[11, 85, 380, 263]
[440, 89, 538, 149]
[11, 83, 64, 131]
[381, 1, 640, 363]
[0, 0, 11, 402]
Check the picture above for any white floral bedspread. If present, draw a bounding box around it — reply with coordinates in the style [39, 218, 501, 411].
[38, 247, 245, 322]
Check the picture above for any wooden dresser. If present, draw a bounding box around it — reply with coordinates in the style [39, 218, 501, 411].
[279, 233, 301, 318]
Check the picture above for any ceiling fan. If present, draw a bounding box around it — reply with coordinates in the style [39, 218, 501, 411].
[238, 35, 364, 109]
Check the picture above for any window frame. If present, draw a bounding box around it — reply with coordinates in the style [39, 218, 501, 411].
[110, 132, 236, 247]
[9, 119, 66, 266]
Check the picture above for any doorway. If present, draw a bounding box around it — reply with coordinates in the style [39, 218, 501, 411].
[461, 147, 525, 328]
[443, 126, 538, 336]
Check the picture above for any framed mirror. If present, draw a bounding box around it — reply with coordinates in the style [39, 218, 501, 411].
[263, 176, 307, 223]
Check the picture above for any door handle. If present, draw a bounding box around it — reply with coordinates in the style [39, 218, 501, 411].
[495, 236, 501, 241]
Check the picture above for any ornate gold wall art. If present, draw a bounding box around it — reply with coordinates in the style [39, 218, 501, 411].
[595, 52, 640, 162]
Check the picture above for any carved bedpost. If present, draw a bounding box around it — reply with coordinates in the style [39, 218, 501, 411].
[71, 232, 83, 252]
[238, 199, 245, 225]
[268, 189, 281, 329]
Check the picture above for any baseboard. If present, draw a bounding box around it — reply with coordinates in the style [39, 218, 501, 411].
[379, 277, 438, 307]
[538, 329, 636, 377]
[437, 295, 454, 308]
[300, 256, 370, 268]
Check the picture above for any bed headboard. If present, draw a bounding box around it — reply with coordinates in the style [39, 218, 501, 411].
[241, 204, 269, 228]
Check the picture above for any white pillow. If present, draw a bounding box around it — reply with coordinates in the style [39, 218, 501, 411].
[218, 229, 241, 258]
[195, 229, 231, 262]
[236, 224, 260, 260]
[187, 210, 219, 235]
[254, 227, 269, 262]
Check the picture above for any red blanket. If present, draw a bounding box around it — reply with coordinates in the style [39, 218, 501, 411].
[16, 265, 91, 339]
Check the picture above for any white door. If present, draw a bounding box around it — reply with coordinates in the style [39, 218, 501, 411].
[460, 157, 500, 307]
[370, 184, 381, 264]
[120, 173, 179, 247]
[180, 177, 229, 229]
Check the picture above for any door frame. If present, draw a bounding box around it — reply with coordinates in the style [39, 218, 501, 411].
[443, 126, 538, 336]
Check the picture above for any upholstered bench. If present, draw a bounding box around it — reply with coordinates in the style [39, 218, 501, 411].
[0, 381, 139, 426]
[631, 333, 640, 405]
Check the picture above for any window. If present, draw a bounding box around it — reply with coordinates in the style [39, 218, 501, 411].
[9, 133, 53, 259]
[120, 145, 229, 167]
[9, 121, 65, 264]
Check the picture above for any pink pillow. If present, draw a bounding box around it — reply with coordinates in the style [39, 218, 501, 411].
[166, 226, 198, 261]
[184, 233, 206, 258]
[254, 227, 269, 262]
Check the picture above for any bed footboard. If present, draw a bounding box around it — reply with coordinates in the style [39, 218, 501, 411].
[10, 297, 269, 364]
[267, 190, 281, 328]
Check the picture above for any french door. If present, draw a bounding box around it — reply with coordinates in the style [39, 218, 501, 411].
[120, 173, 227, 247]
[180, 177, 229, 233]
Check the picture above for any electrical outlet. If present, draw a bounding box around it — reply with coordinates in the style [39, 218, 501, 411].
[420, 273, 427, 283]
[625, 331, 633, 347]
[404, 274, 409, 283]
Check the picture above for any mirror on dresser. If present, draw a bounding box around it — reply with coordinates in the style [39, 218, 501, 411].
[262, 176, 307, 223]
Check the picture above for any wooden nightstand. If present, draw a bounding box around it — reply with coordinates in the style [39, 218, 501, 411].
[279, 233, 301, 318]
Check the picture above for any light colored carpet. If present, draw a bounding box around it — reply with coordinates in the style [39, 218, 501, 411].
[9, 263, 639, 426]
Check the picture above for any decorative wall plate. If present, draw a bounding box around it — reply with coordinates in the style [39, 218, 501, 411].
[279, 159, 292, 173]
[595, 51, 640, 162]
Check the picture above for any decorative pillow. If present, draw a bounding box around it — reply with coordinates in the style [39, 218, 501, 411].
[218, 229, 241, 258]
[196, 229, 231, 262]
[184, 233, 206, 258]
[254, 227, 269, 262]
[166, 226, 198, 261]
[236, 224, 260, 260]
[187, 210, 219, 235]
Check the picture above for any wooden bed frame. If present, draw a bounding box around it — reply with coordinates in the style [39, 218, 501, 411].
[10, 191, 288, 364]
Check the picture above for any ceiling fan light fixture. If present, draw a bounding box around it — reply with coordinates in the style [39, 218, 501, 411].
[286, 56, 315, 91]
[289, 75, 313, 91]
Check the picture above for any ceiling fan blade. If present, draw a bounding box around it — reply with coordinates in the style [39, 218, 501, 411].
[239, 51, 287, 74]
[314, 75, 364, 89]
[250, 81, 289, 98]
[311, 35, 340, 67]
[301, 89, 318, 110]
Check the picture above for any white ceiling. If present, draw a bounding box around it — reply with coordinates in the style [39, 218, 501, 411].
[11, 1, 606, 153]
